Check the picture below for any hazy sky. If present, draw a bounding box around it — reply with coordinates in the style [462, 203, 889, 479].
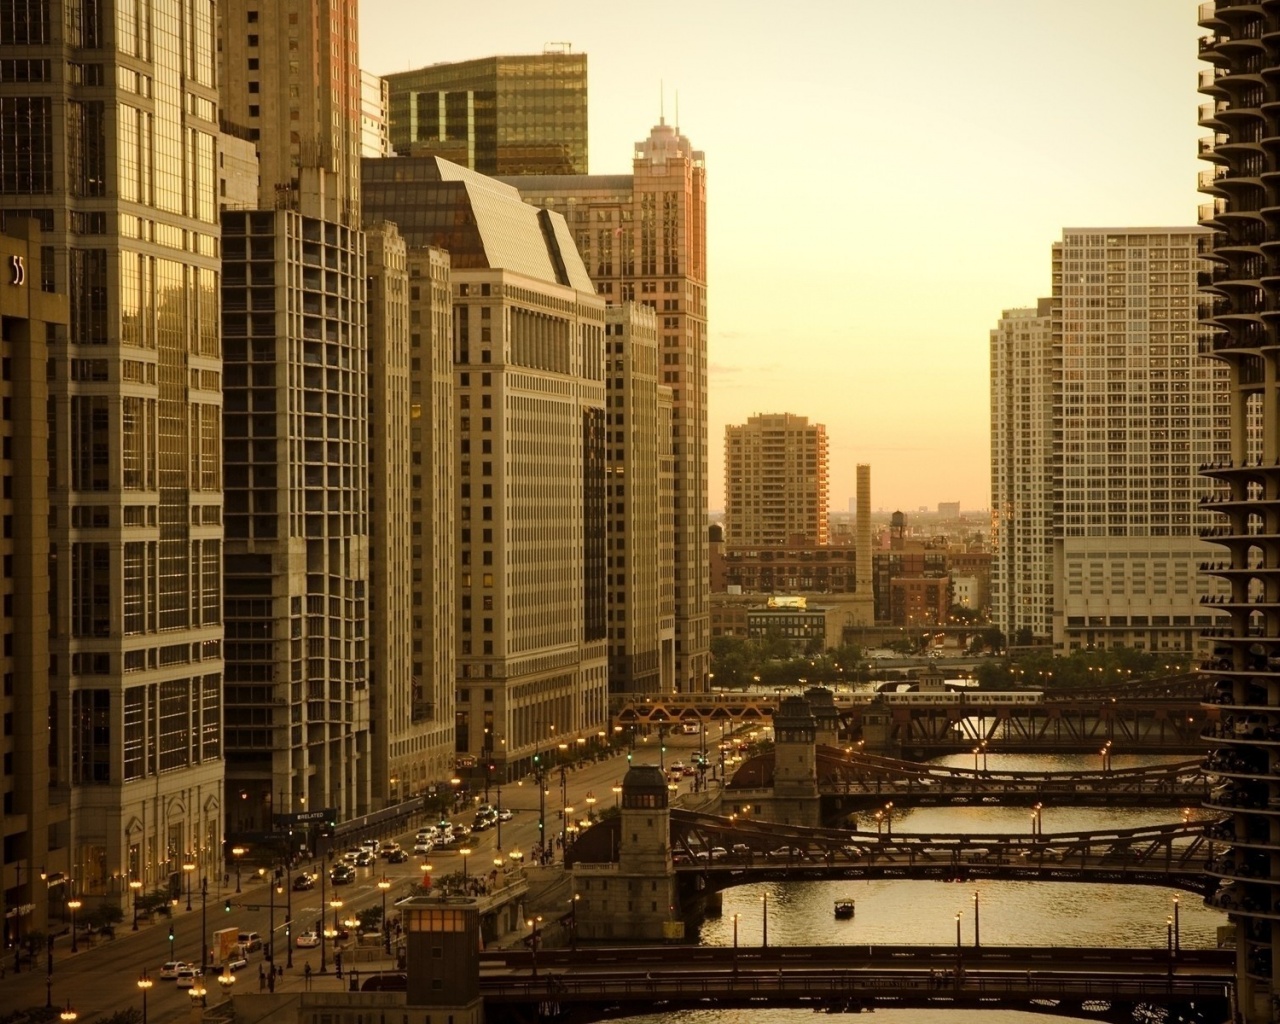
[361, 1, 1204, 514]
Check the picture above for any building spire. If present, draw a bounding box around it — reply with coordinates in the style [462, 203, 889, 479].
[659, 80, 665, 125]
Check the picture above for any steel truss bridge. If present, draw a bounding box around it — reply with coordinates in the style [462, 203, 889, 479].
[613, 691, 1211, 754]
[479, 945, 1231, 1024]
[725, 749, 1213, 808]
[568, 812, 1220, 895]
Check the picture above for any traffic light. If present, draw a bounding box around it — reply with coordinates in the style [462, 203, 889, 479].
[533, 752, 540, 765]
[224, 899, 232, 913]
[168, 926, 175, 943]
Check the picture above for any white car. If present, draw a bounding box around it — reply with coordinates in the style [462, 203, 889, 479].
[175, 968, 198, 988]
[414, 838, 433, 854]
[295, 930, 320, 949]
[498, 808, 513, 822]
[160, 961, 188, 980]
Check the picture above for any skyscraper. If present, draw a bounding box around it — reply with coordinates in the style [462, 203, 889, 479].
[0, 2, 225, 916]
[362, 156, 608, 775]
[219, 0, 371, 826]
[384, 52, 588, 175]
[504, 120, 711, 693]
[990, 300, 1055, 644]
[990, 230, 1229, 655]
[724, 413, 829, 549]
[1197, 6, 1280, 1019]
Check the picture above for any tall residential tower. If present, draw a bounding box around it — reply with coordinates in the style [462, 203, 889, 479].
[1197, 5, 1280, 1020]
[724, 413, 829, 549]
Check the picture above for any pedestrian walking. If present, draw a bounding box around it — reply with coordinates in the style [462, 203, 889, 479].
[304, 962, 312, 989]
[258, 965, 266, 992]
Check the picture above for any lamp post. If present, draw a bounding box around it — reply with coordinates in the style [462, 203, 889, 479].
[330, 898, 343, 954]
[1033, 802, 1043, 836]
[137, 971, 152, 1024]
[761, 891, 768, 948]
[612, 782, 621, 809]
[955, 912, 962, 951]
[1172, 896, 1180, 954]
[526, 915, 542, 977]
[459, 847, 471, 879]
[183, 858, 195, 912]
[1166, 915, 1174, 970]
[67, 898, 81, 953]
[58, 1001, 76, 1023]
[285, 863, 293, 969]
[130, 878, 143, 930]
[569, 893, 580, 950]
[188, 981, 207, 1009]
[378, 878, 391, 954]
[217, 966, 236, 1004]
[319, 864, 328, 973]
[585, 791, 596, 822]
[973, 891, 980, 948]
[885, 802, 894, 836]
[496, 771, 504, 851]
[732, 913, 739, 972]
[231, 847, 245, 893]
[200, 876, 208, 973]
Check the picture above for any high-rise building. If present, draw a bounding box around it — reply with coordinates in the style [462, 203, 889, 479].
[405, 246, 457, 793]
[852, 464, 874, 626]
[724, 413, 829, 549]
[503, 120, 711, 693]
[990, 300, 1055, 644]
[0, 225, 65, 943]
[990, 229, 1229, 656]
[604, 303, 674, 693]
[384, 52, 588, 175]
[219, 1, 371, 827]
[361, 70, 392, 159]
[1198, 6, 1280, 1020]
[361, 156, 608, 774]
[0, 3, 226, 916]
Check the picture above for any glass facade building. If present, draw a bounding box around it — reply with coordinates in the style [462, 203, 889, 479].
[384, 54, 588, 176]
[0, 0, 226, 920]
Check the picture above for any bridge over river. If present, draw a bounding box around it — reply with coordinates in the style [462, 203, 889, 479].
[568, 811, 1220, 895]
[726, 748, 1212, 810]
[477, 944, 1233, 1024]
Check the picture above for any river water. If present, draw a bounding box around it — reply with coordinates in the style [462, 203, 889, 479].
[628, 750, 1226, 1024]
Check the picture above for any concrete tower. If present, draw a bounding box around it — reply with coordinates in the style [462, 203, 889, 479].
[853, 464, 875, 625]
[771, 695, 820, 828]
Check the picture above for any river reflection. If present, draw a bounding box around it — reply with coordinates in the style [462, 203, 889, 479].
[630, 750, 1224, 1024]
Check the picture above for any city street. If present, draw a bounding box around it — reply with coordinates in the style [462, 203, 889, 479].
[2, 734, 716, 1022]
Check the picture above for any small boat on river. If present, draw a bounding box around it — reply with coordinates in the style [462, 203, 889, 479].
[833, 898, 855, 919]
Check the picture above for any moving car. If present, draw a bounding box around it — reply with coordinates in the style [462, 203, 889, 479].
[292, 872, 316, 891]
[413, 838, 433, 854]
[330, 864, 355, 885]
[386, 848, 409, 864]
[175, 968, 198, 989]
[295, 931, 320, 949]
[160, 961, 188, 980]
[498, 808, 514, 822]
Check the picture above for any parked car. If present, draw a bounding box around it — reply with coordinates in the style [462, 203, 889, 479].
[292, 873, 316, 891]
[295, 931, 320, 949]
[160, 961, 188, 980]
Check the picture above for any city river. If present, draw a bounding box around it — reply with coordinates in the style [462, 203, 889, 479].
[632, 749, 1226, 1024]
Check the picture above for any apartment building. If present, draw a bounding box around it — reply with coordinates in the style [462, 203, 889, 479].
[724, 413, 829, 549]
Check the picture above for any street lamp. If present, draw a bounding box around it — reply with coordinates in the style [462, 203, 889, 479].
[884, 802, 894, 836]
[1172, 896, 1180, 954]
[199, 876, 209, 973]
[732, 913, 739, 972]
[526, 915, 543, 977]
[137, 971, 152, 1024]
[188, 981, 207, 1008]
[973, 891, 980, 948]
[569, 893, 580, 950]
[58, 1002, 76, 1022]
[183, 858, 195, 912]
[612, 782, 622, 809]
[330, 898, 343, 953]
[378, 878, 392, 954]
[130, 879, 143, 931]
[585, 792, 596, 821]
[67, 898, 81, 953]
[955, 912, 962, 951]
[459, 847, 471, 879]
[761, 891, 768, 948]
[217, 967, 236, 1004]
[231, 846, 246, 893]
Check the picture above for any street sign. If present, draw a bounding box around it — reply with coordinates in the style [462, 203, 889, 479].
[277, 808, 334, 825]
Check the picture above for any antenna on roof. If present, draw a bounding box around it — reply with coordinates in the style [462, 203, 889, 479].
[659, 80, 665, 125]
[544, 41, 573, 54]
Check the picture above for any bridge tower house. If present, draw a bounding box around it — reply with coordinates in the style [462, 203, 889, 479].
[770, 695, 822, 827]
[576, 764, 681, 942]
[805, 686, 842, 748]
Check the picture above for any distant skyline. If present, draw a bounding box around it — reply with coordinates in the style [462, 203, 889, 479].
[361, 0, 1203, 512]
